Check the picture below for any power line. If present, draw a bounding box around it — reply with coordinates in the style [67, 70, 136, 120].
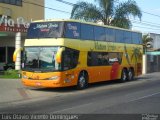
[134, 19, 160, 27]
[113, 0, 160, 18]
[22, 0, 71, 14]
[55, 0, 75, 6]
[23, 0, 160, 31]
[130, 19, 160, 28]
[141, 11, 160, 18]
[54, 0, 160, 31]
[54, 0, 160, 26]
[133, 25, 160, 31]
[56, 0, 160, 18]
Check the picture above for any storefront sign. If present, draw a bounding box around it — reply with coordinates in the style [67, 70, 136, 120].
[0, 15, 30, 33]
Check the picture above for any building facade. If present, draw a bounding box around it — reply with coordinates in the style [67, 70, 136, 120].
[149, 33, 160, 50]
[0, 0, 44, 70]
[145, 33, 160, 73]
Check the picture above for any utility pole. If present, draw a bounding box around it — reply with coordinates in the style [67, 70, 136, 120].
[15, 32, 21, 70]
[142, 44, 148, 74]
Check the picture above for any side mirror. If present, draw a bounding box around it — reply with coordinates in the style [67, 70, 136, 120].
[55, 47, 65, 63]
[13, 48, 23, 62]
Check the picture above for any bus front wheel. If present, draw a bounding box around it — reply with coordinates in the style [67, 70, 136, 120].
[77, 72, 88, 90]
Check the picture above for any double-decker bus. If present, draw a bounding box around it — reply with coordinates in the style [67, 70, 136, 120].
[17, 19, 143, 89]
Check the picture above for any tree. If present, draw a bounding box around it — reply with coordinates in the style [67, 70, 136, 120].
[70, 0, 142, 29]
[142, 34, 153, 53]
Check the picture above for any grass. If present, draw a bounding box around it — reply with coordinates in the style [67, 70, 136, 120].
[0, 70, 20, 79]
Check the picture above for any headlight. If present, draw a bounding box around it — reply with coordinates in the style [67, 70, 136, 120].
[49, 76, 60, 80]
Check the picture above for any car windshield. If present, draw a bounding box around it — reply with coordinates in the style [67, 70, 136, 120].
[27, 22, 64, 39]
[22, 47, 62, 72]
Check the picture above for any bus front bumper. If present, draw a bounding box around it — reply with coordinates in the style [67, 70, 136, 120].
[22, 79, 64, 88]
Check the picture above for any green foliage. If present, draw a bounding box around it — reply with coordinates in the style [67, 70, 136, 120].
[0, 70, 20, 79]
[71, 0, 142, 29]
[142, 34, 153, 53]
[71, 1, 103, 22]
[142, 34, 153, 45]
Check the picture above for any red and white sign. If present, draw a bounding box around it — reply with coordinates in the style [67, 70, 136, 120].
[0, 15, 30, 33]
[0, 23, 28, 32]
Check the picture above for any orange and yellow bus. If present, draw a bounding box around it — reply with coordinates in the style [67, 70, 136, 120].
[19, 19, 143, 89]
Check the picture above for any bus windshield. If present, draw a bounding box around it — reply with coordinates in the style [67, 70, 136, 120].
[27, 22, 64, 39]
[22, 47, 61, 72]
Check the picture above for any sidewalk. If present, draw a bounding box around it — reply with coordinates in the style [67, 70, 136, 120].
[0, 79, 26, 104]
[0, 78, 61, 106]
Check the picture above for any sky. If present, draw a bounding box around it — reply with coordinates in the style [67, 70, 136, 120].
[45, 0, 160, 34]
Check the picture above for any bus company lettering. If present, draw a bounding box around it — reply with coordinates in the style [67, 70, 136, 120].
[107, 42, 116, 51]
[95, 42, 106, 50]
[67, 23, 77, 30]
[0, 15, 30, 28]
[36, 23, 58, 29]
[36, 24, 48, 29]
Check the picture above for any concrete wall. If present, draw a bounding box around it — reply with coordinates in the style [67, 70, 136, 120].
[0, 0, 44, 21]
[149, 33, 160, 50]
[0, 36, 25, 47]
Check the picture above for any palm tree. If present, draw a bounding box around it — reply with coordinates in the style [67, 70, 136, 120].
[71, 0, 142, 29]
[142, 34, 153, 53]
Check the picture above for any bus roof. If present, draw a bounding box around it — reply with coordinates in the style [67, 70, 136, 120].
[33, 19, 141, 34]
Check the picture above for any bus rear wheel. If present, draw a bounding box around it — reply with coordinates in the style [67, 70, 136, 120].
[120, 69, 127, 82]
[77, 72, 88, 90]
[128, 69, 134, 81]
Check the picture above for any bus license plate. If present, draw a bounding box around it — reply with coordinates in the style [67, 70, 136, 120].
[36, 82, 41, 86]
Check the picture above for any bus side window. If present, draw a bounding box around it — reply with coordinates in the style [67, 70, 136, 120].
[81, 24, 94, 40]
[124, 31, 132, 44]
[64, 22, 80, 39]
[108, 52, 123, 64]
[63, 48, 79, 70]
[87, 52, 109, 66]
[116, 30, 124, 43]
[94, 26, 106, 41]
[102, 53, 109, 65]
[106, 28, 115, 42]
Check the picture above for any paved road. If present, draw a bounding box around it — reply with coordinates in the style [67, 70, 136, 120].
[0, 73, 160, 116]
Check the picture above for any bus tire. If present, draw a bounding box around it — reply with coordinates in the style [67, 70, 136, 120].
[77, 71, 88, 90]
[128, 68, 134, 81]
[120, 69, 127, 82]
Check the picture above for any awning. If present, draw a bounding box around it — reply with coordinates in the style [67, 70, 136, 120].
[146, 51, 160, 55]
